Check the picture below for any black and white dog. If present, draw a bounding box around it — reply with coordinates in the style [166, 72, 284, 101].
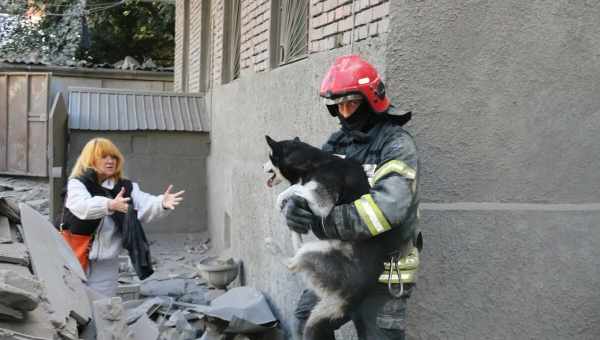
[264, 135, 387, 339]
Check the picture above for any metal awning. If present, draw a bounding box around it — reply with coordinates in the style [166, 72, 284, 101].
[68, 87, 208, 132]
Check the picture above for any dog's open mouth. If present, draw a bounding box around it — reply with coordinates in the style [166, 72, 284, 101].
[266, 170, 276, 187]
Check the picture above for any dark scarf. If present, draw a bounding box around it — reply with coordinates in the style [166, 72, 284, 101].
[338, 103, 386, 142]
[337, 103, 413, 142]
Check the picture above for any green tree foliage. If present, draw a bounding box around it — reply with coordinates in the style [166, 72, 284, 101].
[83, 1, 175, 66]
[0, 0, 174, 67]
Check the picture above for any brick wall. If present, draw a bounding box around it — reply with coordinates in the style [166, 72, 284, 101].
[175, 0, 390, 92]
[174, 0, 186, 92]
[310, 0, 390, 53]
[188, 0, 203, 92]
[240, 0, 270, 73]
[210, 0, 224, 85]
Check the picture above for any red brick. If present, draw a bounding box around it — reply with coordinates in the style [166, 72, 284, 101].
[312, 1, 324, 16]
[342, 31, 352, 45]
[312, 39, 321, 52]
[323, 21, 338, 36]
[335, 5, 346, 19]
[357, 24, 368, 40]
[325, 0, 338, 12]
[328, 10, 335, 23]
[356, 8, 372, 26]
[368, 21, 379, 36]
[338, 16, 353, 32]
[310, 26, 323, 41]
[372, 2, 389, 20]
[380, 17, 389, 32]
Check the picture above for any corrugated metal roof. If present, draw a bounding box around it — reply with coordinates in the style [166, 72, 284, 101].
[68, 87, 208, 132]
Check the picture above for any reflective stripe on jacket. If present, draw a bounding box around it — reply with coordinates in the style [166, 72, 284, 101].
[318, 119, 420, 254]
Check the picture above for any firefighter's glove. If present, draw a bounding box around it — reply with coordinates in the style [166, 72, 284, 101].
[283, 195, 320, 234]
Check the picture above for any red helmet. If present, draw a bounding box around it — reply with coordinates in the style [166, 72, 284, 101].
[320, 55, 391, 116]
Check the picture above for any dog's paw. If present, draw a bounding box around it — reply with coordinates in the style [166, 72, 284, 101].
[287, 261, 299, 272]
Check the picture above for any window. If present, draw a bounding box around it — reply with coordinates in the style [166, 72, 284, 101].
[222, 0, 241, 83]
[199, 0, 212, 91]
[271, 0, 309, 67]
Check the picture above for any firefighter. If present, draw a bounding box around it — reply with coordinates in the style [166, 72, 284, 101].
[285, 55, 421, 340]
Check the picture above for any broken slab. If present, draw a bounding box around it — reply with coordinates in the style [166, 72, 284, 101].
[0, 198, 20, 223]
[0, 262, 56, 339]
[189, 287, 277, 332]
[140, 278, 187, 297]
[129, 314, 158, 340]
[0, 301, 56, 340]
[19, 203, 91, 326]
[0, 269, 41, 311]
[0, 243, 29, 266]
[0, 303, 23, 321]
[0, 328, 52, 340]
[125, 297, 166, 325]
[0, 217, 11, 243]
[92, 297, 132, 340]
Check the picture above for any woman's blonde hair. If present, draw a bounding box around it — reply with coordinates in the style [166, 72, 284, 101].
[69, 138, 125, 180]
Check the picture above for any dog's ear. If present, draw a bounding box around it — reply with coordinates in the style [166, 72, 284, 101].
[265, 135, 277, 150]
[293, 136, 301, 142]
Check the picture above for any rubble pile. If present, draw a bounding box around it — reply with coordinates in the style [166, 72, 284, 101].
[0, 198, 285, 339]
[0, 198, 80, 340]
[112, 234, 284, 339]
[0, 176, 49, 216]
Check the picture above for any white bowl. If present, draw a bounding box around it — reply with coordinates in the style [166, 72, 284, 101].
[196, 258, 240, 289]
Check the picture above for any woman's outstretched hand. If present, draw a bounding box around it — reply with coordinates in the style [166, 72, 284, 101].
[109, 187, 131, 213]
[162, 185, 185, 210]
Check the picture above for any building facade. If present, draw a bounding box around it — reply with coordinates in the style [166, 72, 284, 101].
[175, 1, 600, 338]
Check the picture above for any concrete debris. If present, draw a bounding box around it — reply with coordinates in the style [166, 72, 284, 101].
[140, 278, 187, 297]
[174, 312, 198, 339]
[140, 278, 207, 300]
[0, 243, 29, 266]
[0, 269, 41, 312]
[0, 328, 52, 340]
[0, 190, 284, 340]
[0, 177, 48, 217]
[0, 304, 23, 321]
[0, 198, 20, 224]
[19, 204, 91, 325]
[130, 314, 158, 340]
[92, 297, 132, 340]
[0, 217, 11, 243]
[203, 289, 227, 304]
[125, 297, 167, 325]
[0, 185, 13, 192]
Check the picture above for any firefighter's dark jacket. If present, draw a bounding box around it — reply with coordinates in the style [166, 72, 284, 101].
[316, 118, 420, 253]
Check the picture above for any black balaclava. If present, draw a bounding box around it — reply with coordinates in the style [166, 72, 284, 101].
[337, 101, 384, 141]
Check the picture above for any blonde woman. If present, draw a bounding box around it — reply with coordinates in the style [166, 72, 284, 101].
[62, 137, 184, 297]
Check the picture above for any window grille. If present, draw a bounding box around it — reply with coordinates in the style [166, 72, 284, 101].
[222, 0, 241, 83]
[271, 0, 308, 67]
